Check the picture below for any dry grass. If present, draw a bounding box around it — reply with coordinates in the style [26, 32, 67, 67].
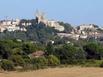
[0, 67, 103, 77]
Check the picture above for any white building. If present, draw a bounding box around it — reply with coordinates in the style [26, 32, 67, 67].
[0, 19, 27, 32]
[78, 24, 96, 31]
[57, 33, 80, 40]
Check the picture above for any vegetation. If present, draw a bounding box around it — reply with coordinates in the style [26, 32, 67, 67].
[1, 59, 15, 71]
[0, 22, 58, 44]
[0, 39, 103, 71]
[0, 21, 103, 71]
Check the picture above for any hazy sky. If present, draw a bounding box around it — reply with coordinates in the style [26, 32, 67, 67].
[0, 0, 103, 26]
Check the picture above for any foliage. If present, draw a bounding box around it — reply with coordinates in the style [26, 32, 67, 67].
[31, 57, 48, 66]
[22, 43, 36, 54]
[0, 22, 58, 43]
[10, 55, 25, 67]
[31, 57, 48, 69]
[82, 60, 103, 67]
[46, 42, 55, 55]
[83, 42, 103, 59]
[54, 44, 86, 64]
[1, 59, 14, 71]
[47, 55, 60, 66]
[58, 22, 73, 33]
[0, 39, 103, 71]
[0, 41, 11, 59]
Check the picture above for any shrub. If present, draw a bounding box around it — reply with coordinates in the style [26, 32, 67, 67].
[83, 60, 103, 67]
[31, 57, 48, 69]
[100, 61, 103, 67]
[10, 55, 25, 67]
[1, 59, 14, 71]
[47, 55, 60, 66]
[31, 57, 48, 65]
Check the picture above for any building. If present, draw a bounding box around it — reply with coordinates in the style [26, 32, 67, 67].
[0, 19, 27, 32]
[35, 10, 64, 31]
[78, 24, 97, 31]
[57, 33, 80, 40]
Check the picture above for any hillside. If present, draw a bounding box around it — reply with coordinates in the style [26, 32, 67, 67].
[0, 21, 73, 43]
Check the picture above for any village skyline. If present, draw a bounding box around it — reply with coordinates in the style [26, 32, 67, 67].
[0, 0, 103, 26]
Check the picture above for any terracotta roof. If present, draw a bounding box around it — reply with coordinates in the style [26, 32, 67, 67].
[29, 51, 45, 58]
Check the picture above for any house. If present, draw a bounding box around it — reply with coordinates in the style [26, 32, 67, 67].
[78, 24, 96, 31]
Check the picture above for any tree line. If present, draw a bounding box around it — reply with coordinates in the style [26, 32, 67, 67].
[0, 39, 103, 71]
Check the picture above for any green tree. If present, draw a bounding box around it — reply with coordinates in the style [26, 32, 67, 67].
[0, 42, 11, 59]
[54, 44, 86, 64]
[83, 42, 103, 59]
[22, 43, 37, 54]
[46, 42, 55, 55]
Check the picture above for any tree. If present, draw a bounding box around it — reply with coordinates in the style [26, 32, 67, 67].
[83, 42, 103, 59]
[0, 41, 11, 59]
[22, 43, 37, 54]
[46, 42, 55, 55]
[54, 44, 86, 64]
[58, 22, 73, 33]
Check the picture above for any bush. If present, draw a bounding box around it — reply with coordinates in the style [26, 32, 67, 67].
[100, 61, 103, 67]
[1, 59, 14, 71]
[47, 55, 60, 66]
[32, 57, 48, 66]
[31, 57, 48, 69]
[10, 55, 25, 67]
[83, 60, 103, 67]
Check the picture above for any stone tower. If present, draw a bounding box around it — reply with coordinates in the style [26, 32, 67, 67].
[35, 10, 45, 24]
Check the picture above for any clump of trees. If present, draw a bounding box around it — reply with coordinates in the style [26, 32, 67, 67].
[83, 42, 103, 59]
[0, 40, 103, 71]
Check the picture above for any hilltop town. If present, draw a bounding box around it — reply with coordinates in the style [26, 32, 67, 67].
[0, 10, 64, 32]
[0, 11, 103, 41]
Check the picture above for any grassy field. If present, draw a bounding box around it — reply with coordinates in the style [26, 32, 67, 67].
[0, 67, 103, 77]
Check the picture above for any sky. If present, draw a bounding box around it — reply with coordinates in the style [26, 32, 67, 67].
[0, 0, 103, 26]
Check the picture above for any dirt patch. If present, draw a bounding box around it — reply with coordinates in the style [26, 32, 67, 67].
[0, 67, 103, 77]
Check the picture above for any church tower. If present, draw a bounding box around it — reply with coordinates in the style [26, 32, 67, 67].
[35, 10, 45, 24]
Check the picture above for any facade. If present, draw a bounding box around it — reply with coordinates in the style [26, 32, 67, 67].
[78, 24, 96, 31]
[0, 19, 27, 32]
